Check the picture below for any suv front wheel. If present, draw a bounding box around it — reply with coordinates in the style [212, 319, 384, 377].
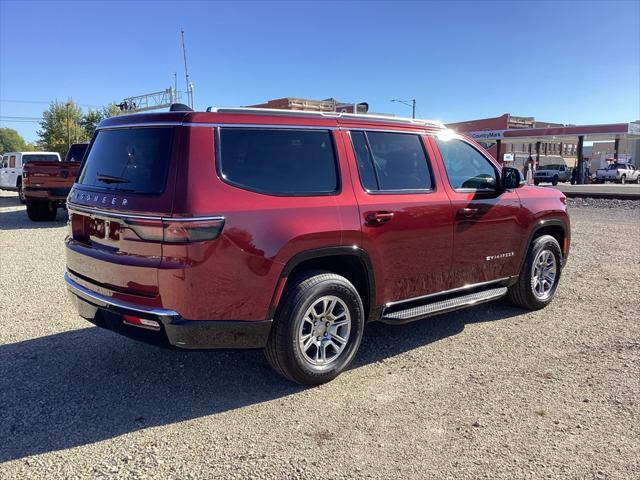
[265, 270, 365, 385]
[508, 235, 562, 310]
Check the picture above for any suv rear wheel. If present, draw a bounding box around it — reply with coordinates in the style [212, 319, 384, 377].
[26, 200, 57, 222]
[551, 175, 559, 186]
[508, 234, 562, 310]
[265, 270, 365, 385]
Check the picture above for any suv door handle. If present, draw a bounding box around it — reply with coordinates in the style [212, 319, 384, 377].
[366, 211, 394, 225]
[457, 207, 479, 218]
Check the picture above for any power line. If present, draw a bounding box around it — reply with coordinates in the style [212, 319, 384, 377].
[0, 115, 43, 123]
[0, 119, 41, 123]
[0, 99, 103, 109]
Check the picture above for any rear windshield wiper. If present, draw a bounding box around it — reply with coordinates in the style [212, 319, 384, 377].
[96, 173, 131, 184]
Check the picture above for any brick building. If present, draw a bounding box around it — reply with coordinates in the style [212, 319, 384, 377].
[250, 97, 369, 114]
[447, 113, 578, 163]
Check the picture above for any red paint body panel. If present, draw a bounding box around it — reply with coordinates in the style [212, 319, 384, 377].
[340, 130, 453, 304]
[65, 110, 570, 328]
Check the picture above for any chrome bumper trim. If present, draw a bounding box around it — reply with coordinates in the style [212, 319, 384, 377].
[64, 271, 179, 318]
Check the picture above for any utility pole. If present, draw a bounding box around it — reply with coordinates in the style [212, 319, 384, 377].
[66, 102, 71, 150]
[391, 98, 416, 119]
[181, 29, 194, 108]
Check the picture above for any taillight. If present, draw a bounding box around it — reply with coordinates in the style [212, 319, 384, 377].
[126, 217, 225, 243]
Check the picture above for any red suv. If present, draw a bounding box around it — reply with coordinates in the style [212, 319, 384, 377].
[65, 106, 570, 385]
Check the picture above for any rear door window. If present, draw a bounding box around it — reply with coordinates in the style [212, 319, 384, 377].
[218, 128, 338, 195]
[350, 130, 433, 192]
[77, 127, 174, 195]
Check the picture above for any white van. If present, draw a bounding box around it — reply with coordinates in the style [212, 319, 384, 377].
[0, 151, 60, 202]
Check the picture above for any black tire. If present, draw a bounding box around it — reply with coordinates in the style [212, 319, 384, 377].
[534, 180, 540, 186]
[17, 179, 26, 204]
[636, 176, 640, 184]
[620, 175, 626, 185]
[265, 270, 365, 385]
[551, 176, 558, 186]
[26, 201, 57, 221]
[508, 234, 563, 310]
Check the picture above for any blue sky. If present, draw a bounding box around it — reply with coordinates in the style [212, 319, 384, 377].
[1, 0, 639, 142]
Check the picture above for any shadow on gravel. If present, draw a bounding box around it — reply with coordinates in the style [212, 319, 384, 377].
[0, 302, 523, 462]
[0, 208, 68, 230]
[0, 195, 22, 207]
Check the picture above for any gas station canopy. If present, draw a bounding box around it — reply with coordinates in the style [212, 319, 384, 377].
[466, 121, 640, 144]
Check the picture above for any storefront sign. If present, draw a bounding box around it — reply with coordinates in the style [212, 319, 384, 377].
[468, 130, 505, 141]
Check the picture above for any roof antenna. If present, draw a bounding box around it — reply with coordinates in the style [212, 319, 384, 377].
[180, 29, 194, 109]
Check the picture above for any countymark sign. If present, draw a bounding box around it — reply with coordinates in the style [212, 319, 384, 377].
[467, 130, 505, 141]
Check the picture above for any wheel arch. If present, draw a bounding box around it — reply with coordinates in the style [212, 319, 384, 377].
[521, 219, 569, 271]
[269, 247, 377, 322]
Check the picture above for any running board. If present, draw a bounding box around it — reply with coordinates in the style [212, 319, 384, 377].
[381, 287, 508, 325]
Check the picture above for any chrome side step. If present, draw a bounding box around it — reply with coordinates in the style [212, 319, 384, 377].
[381, 287, 508, 325]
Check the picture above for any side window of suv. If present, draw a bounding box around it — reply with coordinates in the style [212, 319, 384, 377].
[435, 138, 498, 191]
[350, 131, 433, 192]
[218, 128, 339, 195]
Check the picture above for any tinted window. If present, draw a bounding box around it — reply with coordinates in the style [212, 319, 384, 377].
[219, 128, 338, 195]
[351, 131, 432, 191]
[350, 131, 377, 191]
[436, 138, 498, 191]
[22, 154, 59, 163]
[78, 127, 174, 195]
[65, 144, 88, 162]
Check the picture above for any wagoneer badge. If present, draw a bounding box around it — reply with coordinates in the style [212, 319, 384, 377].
[68, 188, 128, 206]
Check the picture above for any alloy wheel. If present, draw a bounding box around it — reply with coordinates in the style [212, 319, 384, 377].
[298, 295, 351, 366]
[531, 249, 557, 300]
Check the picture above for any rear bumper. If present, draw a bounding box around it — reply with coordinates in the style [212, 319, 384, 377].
[24, 186, 71, 201]
[64, 272, 272, 349]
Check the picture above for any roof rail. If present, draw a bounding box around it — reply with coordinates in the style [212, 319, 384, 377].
[205, 106, 444, 128]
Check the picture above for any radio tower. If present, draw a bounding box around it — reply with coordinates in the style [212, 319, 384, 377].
[181, 29, 194, 109]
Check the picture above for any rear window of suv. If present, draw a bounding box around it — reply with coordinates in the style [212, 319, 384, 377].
[218, 128, 339, 195]
[77, 127, 174, 195]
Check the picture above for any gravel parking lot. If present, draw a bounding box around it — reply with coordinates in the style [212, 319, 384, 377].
[1, 191, 638, 479]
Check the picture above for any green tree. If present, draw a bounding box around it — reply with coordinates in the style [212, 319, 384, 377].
[37, 99, 86, 158]
[0, 128, 27, 153]
[80, 109, 104, 139]
[102, 103, 123, 119]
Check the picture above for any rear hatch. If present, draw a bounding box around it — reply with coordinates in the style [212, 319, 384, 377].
[66, 125, 180, 298]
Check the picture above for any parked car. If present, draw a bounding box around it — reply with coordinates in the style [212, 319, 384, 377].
[595, 162, 640, 184]
[0, 151, 60, 202]
[22, 143, 88, 221]
[64, 106, 571, 385]
[533, 164, 571, 186]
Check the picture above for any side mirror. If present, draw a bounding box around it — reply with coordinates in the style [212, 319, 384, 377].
[501, 167, 523, 190]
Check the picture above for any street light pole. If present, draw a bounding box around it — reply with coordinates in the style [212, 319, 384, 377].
[391, 99, 417, 119]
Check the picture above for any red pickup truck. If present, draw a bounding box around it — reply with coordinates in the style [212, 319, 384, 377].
[23, 143, 88, 221]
